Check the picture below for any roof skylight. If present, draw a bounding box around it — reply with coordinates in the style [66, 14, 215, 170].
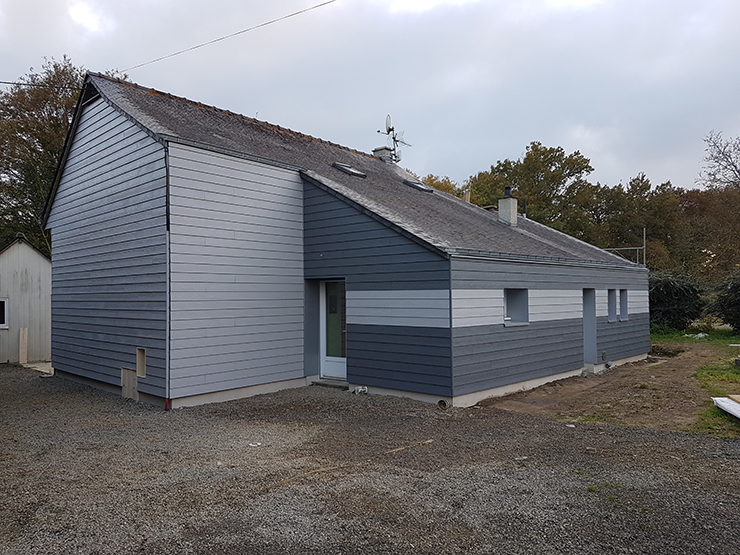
[403, 179, 433, 192]
[332, 162, 366, 178]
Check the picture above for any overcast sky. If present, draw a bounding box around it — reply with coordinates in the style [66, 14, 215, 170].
[1, 0, 738, 189]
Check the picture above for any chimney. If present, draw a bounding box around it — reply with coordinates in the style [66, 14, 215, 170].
[372, 146, 394, 164]
[498, 186, 517, 226]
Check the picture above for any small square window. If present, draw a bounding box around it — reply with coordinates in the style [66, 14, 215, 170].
[619, 289, 628, 321]
[607, 289, 617, 323]
[0, 299, 7, 329]
[504, 289, 528, 326]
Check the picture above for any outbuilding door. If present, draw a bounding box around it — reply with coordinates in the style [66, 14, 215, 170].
[320, 280, 347, 379]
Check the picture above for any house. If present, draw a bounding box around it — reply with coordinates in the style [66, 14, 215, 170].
[0, 233, 51, 363]
[43, 73, 650, 408]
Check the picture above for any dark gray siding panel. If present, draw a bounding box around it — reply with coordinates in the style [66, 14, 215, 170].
[304, 183, 450, 290]
[46, 98, 167, 397]
[348, 324, 452, 396]
[168, 145, 305, 398]
[305, 183, 452, 395]
[451, 257, 648, 290]
[596, 312, 651, 361]
[452, 319, 583, 396]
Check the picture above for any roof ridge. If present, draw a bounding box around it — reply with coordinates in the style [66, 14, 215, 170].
[87, 72, 374, 161]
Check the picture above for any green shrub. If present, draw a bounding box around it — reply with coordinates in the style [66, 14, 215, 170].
[714, 271, 740, 333]
[649, 272, 705, 331]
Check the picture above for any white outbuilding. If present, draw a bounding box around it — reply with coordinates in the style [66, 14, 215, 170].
[0, 234, 51, 364]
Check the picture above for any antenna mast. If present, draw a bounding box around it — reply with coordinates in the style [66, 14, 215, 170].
[377, 114, 411, 163]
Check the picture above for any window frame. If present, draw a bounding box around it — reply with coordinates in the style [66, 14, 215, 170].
[0, 298, 7, 329]
[607, 289, 617, 323]
[504, 288, 529, 327]
[619, 289, 629, 321]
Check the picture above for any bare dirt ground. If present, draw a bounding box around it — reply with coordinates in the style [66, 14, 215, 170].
[483, 342, 727, 432]
[2, 348, 740, 555]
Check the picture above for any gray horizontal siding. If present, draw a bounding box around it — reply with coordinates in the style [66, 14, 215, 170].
[168, 144, 305, 399]
[347, 324, 452, 397]
[304, 183, 450, 290]
[451, 257, 648, 290]
[347, 289, 450, 328]
[596, 312, 651, 361]
[46, 97, 167, 397]
[452, 318, 584, 396]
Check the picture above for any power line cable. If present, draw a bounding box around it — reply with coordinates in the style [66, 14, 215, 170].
[123, 0, 337, 72]
[0, 81, 80, 90]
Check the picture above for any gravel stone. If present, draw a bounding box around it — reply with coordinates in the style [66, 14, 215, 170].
[1, 364, 739, 554]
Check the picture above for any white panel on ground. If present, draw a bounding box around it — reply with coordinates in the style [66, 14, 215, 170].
[713, 397, 740, 419]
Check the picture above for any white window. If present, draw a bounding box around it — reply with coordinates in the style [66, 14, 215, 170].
[619, 289, 628, 321]
[0, 298, 7, 329]
[504, 289, 528, 326]
[607, 289, 617, 323]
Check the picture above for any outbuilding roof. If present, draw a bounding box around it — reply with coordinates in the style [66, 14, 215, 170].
[50, 73, 638, 268]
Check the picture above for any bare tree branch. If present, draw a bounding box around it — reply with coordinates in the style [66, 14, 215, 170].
[697, 130, 740, 189]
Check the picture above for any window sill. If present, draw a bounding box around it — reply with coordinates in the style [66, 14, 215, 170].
[504, 321, 529, 327]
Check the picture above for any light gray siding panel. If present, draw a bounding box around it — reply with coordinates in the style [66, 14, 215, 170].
[45, 98, 167, 398]
[347, 289, 450, 328]
[452, 319, 584, 396]
[168, 144, 305, 398]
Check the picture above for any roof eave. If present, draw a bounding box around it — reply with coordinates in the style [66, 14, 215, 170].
[0, 235, 51, 261]
[446, 248, 647, 271]
[42, 77, 99, 227]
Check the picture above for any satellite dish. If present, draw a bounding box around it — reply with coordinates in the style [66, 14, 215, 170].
[376, 114, 410, 165]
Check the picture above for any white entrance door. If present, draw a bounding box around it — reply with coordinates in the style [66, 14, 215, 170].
[320, 280, 347, 380]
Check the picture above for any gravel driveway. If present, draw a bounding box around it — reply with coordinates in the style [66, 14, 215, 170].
[2, 364, 739, 554]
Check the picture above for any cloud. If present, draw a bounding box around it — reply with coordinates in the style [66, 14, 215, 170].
[68, 1, 113, 33]
[545, 0, 606, 10]
[370, 0, 484, 14]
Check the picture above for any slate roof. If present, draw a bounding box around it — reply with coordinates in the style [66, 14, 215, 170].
[73, 73, 637, 267]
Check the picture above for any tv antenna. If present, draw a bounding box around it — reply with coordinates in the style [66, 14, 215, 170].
[377, 114, 411, 163]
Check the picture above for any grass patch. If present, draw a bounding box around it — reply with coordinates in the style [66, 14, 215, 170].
[694, 359, 740, 396]
[651, 328, 739, 345]
[575, 414, 622, 425]
[692, 358, 740, 437]
[693, 405, 740, 437]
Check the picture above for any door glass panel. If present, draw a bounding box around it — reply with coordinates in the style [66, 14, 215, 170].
[325, 281, 346, 358]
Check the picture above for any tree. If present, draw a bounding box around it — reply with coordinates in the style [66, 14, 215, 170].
[0, 56, 86, 255]
[698, 130, 740, 189]
[421, 174, 460, 196]
[466, 142, 593, 224]
[714, 271, 740, 332]
[649, 272, 705, 331]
